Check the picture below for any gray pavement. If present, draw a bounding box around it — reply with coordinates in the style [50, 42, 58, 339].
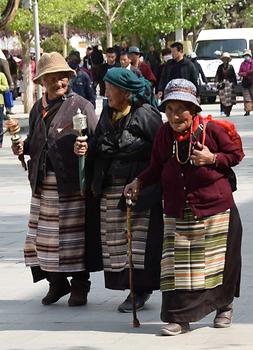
[0, 99, 253, 350]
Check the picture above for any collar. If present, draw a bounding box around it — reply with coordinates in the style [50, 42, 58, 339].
[112, 104, 131, 124]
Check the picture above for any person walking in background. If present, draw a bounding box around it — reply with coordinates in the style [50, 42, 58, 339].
[157, 42, 198, 98]
[74, 68, 164, 313]
[215, 52, 237, 117]
[67, 53, 96, 108]
[0, 48, 14, 114]
[0, 71, 9, 148]
[145, 44, 161, 79]
[10, 52, 99, 307]
[239, 49, 253, 116]
[156, 48, 172, 94]
[120, 51, 142, 77]
[124, 78, 243, 336]
[90, 45, 104, 94]
[128, 46, 156, 86]
[189, 52, 208, 85]
[2, 49, 18, 99]
[98, 47, 121, 97]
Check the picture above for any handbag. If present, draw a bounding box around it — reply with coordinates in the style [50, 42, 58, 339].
[242, 76, 252, 89]
[3, 90, 14, 108]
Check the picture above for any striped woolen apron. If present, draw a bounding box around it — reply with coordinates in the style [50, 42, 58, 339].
[24, 172, 86, 273]
[161, 208, 230, 292]
[101, 178, 150, 272]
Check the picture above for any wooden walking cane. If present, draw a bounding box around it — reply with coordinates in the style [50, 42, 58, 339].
[126, 192, 140, 328]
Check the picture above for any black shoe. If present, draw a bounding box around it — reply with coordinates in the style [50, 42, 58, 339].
[41, 279, 71, 305]
[68, 279, 88, 307]
[244, 112, 250, 116]
[118, 292, 151, 313]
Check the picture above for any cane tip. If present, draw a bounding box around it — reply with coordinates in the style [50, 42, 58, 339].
[133, 319, 140, 328]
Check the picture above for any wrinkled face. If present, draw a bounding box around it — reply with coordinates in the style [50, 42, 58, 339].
[120, 54, 131, 68]
[106, 53, 117, 65]
[129, 53, 139, 65]
[171, 47, 183, 61]
[105, 82, 130, 111]
[222, 57, 230, 64]
[41, 72, 69, 100]
[165, 100, 196, 133]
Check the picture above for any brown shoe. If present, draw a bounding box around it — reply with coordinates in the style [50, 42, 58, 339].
[68, 279, 88, 307]
[160, 322, 190, 336]
[214, 303, 233, 328]
[41, 279, 71, 305]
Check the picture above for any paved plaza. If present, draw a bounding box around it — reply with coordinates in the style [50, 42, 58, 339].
[0, 99, 253, 350]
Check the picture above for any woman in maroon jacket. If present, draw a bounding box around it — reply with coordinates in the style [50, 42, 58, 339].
[124, 78, 243, 336]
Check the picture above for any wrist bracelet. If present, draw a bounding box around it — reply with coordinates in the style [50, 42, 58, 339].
[212, 153, 217, 165]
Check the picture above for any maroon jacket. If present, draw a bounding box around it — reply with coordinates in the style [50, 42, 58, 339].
[138, 121, 241, 219]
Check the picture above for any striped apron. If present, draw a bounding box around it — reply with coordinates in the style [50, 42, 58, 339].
[161, 207, 230, 292]
[24, 172, 86, 273]
[101, 178, 150, 272]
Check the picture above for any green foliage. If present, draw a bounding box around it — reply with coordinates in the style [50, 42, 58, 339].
[41, 32, 64, 55]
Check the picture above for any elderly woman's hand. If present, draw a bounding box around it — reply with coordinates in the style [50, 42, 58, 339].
[74, 136, 88, 156]
[124, 178, 141, 202]
[191, 142, 216, 166]
[11, 139, 24, 156]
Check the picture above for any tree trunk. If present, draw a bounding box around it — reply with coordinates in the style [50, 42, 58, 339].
[130, 33, 140, 46]
[106, 20, 113, 47]
[63, 21, 68, 58]
[23, 40, 34, 113]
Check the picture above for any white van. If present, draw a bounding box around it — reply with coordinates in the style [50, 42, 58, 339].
[194, 28, 253, 103]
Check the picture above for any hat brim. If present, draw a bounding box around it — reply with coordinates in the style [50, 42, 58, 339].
[158, 93, 202, 113]
[33, 67, 75, 84]
[128, 51, 143, 55]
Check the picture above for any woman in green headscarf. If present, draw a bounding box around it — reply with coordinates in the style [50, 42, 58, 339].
[75, 68, 163, 312]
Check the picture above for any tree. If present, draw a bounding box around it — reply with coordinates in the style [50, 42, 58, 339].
[5, 0, 90, 112]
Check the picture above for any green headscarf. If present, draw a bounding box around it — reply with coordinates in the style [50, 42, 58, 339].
[103, 67, 157, 108]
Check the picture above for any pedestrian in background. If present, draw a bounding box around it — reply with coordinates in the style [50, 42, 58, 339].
[145, 44, 161, 79]
[11, 52, 98, 307]
[156, 48, 172, 94]
[125, 78, 243, 336]
[128, 46, 157, 86]
[98, 47, 121, 97]
[215, 52, 237, 117]
[67, 53, 96, 108]
[157, 42, 198, 99]
[239, 49, 253, 116]
[74, 68, 164, 313]
[0, 71, 9, 148]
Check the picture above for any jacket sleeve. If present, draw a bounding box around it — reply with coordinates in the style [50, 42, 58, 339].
[23, 102, 40, 155]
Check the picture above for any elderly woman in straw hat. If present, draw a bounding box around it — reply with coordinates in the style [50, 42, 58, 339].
[124, 78, 243, 335]
[239, 49, 253, 116]
[75, 67, 164, 313]
[215, 52, 237, 117]
[11, 51, 98, 306]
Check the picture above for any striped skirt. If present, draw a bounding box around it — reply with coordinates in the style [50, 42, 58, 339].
[161, 207, 230, 292]
[24, 172, 86, 273]
[101, 178, 150, 272]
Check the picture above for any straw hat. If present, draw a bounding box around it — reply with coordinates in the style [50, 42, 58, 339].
[221, 52, 232, 61]
[34, 52, 75, 84]
[242, 49, 252, 57]
[159, 79, 202, 113]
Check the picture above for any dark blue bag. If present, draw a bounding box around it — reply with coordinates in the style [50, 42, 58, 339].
[3, 90, 13, 108]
